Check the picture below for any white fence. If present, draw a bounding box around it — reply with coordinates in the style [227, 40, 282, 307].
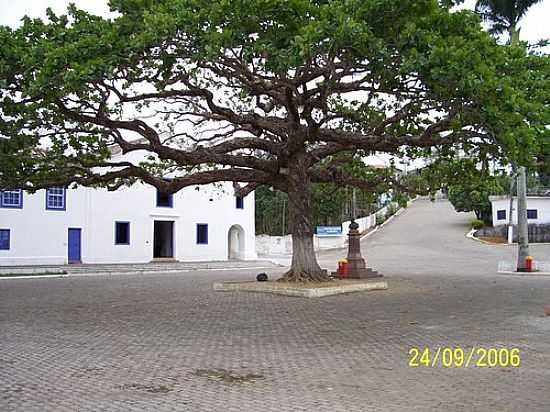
[256, 201, 402, 256]
[255, 233, 346, 255]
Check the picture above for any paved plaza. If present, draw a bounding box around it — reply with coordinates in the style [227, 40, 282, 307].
[1, 199, 550, 411]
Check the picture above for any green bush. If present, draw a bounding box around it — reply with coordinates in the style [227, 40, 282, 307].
[385, 204, 398, 220]
[471, 219, 484, 230]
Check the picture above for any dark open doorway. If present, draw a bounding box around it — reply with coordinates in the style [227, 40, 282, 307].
[153, 221, 174, 258]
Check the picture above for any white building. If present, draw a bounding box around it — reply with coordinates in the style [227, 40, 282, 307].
[0, 152, 257, 266]
[489, 196, 550, 227]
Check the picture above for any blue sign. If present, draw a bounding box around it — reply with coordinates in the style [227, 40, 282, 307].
[316, 226, 343, 236]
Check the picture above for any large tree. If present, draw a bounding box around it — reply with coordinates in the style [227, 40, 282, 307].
[0, 0, 545, 281]
[475, 0, 548, 269]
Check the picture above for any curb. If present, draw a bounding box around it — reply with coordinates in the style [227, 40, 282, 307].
[498, 260, 550, 276]
[497, 271, 550, 277]
[0, 274, 69, 280]
[360, 201, 410, 240]
[466, 229, 550, 246]
[465, 229, 510, 246]
[360, 226, 379, 240]
[66, 266, 279, 277]
[213, 280, 388, 298]
[0, 266, 279, 279]
[358, 198, 416, 241]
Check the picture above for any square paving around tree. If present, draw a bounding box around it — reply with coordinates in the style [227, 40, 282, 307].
[213, 279, 388, 297]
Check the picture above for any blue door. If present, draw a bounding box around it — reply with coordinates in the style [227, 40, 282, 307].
[68, 228, 82, 263]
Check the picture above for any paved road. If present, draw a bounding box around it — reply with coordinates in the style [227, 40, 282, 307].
[1, 199, 549, 411]
[318, 198, 550, 274]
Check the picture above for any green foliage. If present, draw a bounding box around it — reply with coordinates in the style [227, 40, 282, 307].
[471, 218, 485, 229]
[385, 204, 398, 221]
[0, 0, 547, 198]
[446, 159, 509, 223]
[256, 155, 391, 235]
[448, 181, 501, 224]
[392, 191, 411, 209]
[255, 186, 288, 235]
[256, 183, 379, 235]
[474, 0, 550, 185]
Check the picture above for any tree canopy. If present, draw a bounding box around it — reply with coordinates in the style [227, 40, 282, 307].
[446, 159, 509, 223]
[0, 0, 547, 280]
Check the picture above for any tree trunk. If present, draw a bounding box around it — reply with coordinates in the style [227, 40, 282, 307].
[280, 154, 330, 282]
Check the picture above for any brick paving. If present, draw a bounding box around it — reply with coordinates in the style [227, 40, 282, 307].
[1, 199, 549, 411]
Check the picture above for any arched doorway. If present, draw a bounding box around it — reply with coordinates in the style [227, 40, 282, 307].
[228, 224, 245, 260]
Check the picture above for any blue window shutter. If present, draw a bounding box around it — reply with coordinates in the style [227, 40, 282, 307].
[527, 209, 538, 220]
[236, 196, 244, 209]
[0, 229, 10, 250]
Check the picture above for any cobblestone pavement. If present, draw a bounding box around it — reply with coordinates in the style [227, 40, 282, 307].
[1, 199, 549, 411]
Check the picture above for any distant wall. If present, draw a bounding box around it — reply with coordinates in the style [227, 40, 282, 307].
[476, 224, 550, 243]
[490, 196, 550, 227]
[255, 233, 346, 255]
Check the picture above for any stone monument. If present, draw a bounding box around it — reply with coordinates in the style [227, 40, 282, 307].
[346, 220, 382, 279]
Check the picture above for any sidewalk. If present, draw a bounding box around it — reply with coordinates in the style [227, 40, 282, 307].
[0, 259, 281, 277]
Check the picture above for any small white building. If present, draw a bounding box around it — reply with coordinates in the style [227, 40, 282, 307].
[489, 196, 550, 227]
[0, 152, 257, 266]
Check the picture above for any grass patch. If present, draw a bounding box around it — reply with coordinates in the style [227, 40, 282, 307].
[478, 235, 508, 244]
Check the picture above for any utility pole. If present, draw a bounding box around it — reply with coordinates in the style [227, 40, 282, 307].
[507, 172, 516, 244]
[509, 28, 529, 271]
[516, 166, 530, 271]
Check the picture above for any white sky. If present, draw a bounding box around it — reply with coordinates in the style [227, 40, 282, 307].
[0, 0, 549, 43]
[0, 1, 113, 27]
[459, 0, 550, 42]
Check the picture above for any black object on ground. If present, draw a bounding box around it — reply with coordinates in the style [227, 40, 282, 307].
[256, 273, 268, 282]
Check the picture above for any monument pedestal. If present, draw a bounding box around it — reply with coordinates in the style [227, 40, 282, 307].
[346, 220, 382, 279]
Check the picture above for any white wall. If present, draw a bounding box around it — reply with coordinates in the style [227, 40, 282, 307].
[255, 233, 346, 256]
[0, 189, 88, 265]
[256, 201, 407, 256]
[490, 196, 550, 227]
[341, 213, 378, 235]
[0, 181, 256, 266]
